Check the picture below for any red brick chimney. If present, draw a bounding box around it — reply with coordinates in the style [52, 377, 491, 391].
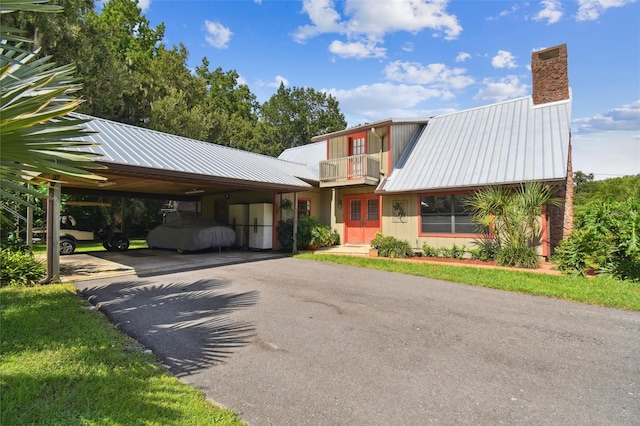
[531, 44, 569, 105]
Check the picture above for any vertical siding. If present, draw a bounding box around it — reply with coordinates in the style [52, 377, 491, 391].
[391, 124, 422, 170]
[327, 135, 347, 159]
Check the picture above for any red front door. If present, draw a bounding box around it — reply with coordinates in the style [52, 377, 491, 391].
[344, 194, 380, 244]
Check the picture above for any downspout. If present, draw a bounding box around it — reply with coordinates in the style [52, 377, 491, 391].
[40, 179, 61, 284]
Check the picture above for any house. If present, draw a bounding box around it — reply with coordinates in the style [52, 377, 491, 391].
[278, 44, 573, 257]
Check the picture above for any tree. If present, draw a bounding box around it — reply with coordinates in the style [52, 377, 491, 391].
[260, 83, 346, 154]
[574, 174, 640, 206]
[465, 182, 559, 268]
[1, 0, 105, 227]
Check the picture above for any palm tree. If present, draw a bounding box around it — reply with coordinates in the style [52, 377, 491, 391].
[465, 182, 559, 267]
[1, 0, 106, 227]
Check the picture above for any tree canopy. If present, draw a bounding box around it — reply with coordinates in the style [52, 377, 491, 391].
[4, 0, 347, 156]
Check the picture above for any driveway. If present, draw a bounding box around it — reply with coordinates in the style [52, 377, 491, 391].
[75, 257, 640, 425]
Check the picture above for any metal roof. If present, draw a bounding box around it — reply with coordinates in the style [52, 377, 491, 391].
[73, 113, 314, 190]
[378, 95, 572, 193]
[277, 140, 327, 178]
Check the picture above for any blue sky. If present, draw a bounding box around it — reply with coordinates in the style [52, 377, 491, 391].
[136, 0, 639, 179]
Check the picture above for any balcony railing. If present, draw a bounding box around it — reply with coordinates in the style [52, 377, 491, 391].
[319, 154, 380, 187]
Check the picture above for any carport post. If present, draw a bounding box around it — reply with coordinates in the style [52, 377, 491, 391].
[41, 180, 61, 284]
[292, 192, 298, 254]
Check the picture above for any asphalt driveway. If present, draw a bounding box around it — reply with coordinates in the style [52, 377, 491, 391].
[75, 257, 640, 425]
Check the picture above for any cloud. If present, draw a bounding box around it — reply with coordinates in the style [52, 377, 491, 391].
[486, 4, 521, 20]
[384, 61, 474, 90]
[576, 0, 634, 21]
[137, 0, 151, 12]
[572, 100, 640, 133]
[324, 82, 457, 125]
[329, 40, 386, 59]
[533, 0, 563, 24]
[293, 0, 462, 52]
[204, 21, 232, 49]
[473, 76, 528, 102]
[456, 52, 470, 62]
[268, 76, 289, 88]
[491, 50, 518, 69]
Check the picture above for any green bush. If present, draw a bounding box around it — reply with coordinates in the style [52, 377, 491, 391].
[496, 246, 540, 269]
[553, 199, 640, 282]
[0, 248, 46, 286]
[421, 242, 441, 258]
[277, 215, 339, 251]
[371, 233, 414, 259]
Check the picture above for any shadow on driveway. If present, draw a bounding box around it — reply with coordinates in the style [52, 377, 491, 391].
[58, 248, 286, 281]
[78, 278, 258, 376]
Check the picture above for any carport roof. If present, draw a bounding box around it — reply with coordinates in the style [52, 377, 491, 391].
[64, 114, 315, 197]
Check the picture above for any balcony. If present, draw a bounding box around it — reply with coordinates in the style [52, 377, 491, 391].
[319, 154, 380, 187]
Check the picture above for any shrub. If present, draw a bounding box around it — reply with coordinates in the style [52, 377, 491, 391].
[277, 215, 339, 251]
[371, 233, 413, 259]
[421, 242, 441, 258]
[0, 248, 45, 286]
[496, 246, 540, 269]
[553, 199, 640, 282]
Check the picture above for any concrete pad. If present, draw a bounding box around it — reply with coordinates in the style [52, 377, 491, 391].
[48, 249, 285, 282]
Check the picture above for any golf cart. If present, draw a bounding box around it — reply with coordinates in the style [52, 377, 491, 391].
[55, 201, 130, 255]
[59, 222, 130, 255]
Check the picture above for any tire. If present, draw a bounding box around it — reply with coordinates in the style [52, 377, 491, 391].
[112, 237, 130, 251]
[176, 248, 184, 254]
[103, 241, 113, 251]
[60, 238, 76, 255]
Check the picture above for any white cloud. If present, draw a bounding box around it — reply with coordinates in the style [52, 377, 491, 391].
[325, 82, 448, 121]
[456, 52, 471, 62]
[293, 0, 462, 51]
[268, 75, 289, 88]
[486, 4, 521, 20]
[137, 0, 151, 12]
[293, 0, 344, 42]
[204, 21, 233, 49]
[533, 0, 563, 24]
[329, 40, 386, 59]
[491, 50, 518, 69]
[576, 0, 634, 21]
[384, 61, 474, 90]
[402, 42, 414, 52]
[473, 76, 528, 102]
[572, 100, 640, 133]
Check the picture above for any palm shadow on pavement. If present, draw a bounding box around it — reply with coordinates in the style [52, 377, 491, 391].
[79, 278, 258, 376]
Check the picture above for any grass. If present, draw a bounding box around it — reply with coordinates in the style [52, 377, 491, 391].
[0, 284, 244, 425]
[31, 239, 148, 255]
[295, 253, 640, 312]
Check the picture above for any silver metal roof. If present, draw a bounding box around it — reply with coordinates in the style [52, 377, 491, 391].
[378, 96, 572, 193]
[277, 140, 327, 178]
[74, 113, 313, 189]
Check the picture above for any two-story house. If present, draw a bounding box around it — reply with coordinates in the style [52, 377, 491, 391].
[279, 44, 573, 258]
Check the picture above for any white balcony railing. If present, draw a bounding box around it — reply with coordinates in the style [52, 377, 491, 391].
[319, 154, 379, 185]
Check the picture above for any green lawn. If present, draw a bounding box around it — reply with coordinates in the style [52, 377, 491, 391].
[295, 253, 640, 312]
[31, 239, 148, 255]
[0, 284, 244, 425]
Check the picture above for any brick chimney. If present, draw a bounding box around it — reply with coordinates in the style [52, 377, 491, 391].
[531, 44, 569, 105]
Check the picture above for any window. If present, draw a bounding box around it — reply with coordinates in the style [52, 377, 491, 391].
[348, 135, 366, 178]
[297, 199, 311, 217]
[367, 198, 379, 221]
[420, 194, 477, 234]
[350, 199, 361, 221]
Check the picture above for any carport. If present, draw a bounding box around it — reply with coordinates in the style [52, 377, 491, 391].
[40, 113, 317, 282]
